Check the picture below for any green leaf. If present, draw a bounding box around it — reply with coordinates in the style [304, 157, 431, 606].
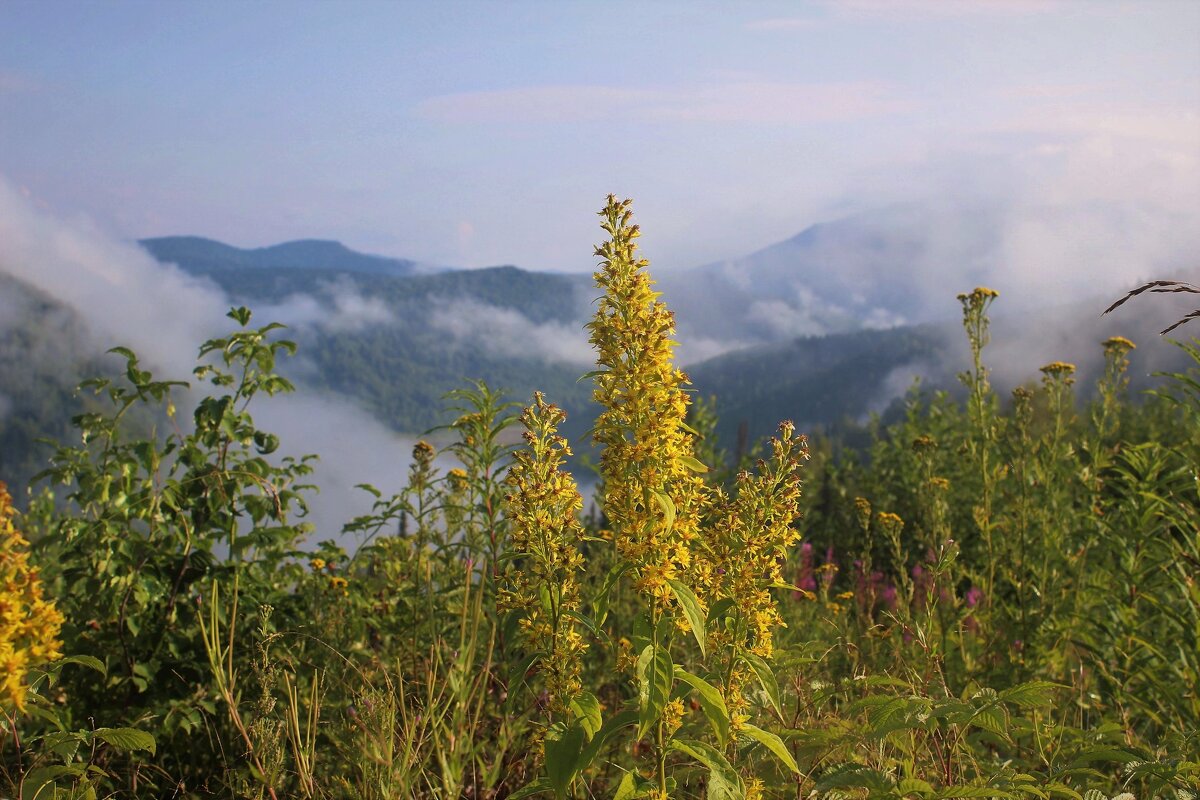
[740, 723, 799, 774]
[653, 491, 676, 533]
[92, 727, 156, 755]
[680, 455, 709, 473]
[668, 739, 744, 800]
[675, 669, 730, 746]
[579, 708, 637, 771]
[570, 692, 603, 740]
[707, 598, 736, 624]
[936, 787, 1016, 799]
[21, 764, 88, 800]
[507, 777, 553, 799]
[613, 771, 657, 800]
[898, 777, 936, 797]
[666, 579, 707, 658]
[741, 651, 782, 718]
[999, 681, 1058, 709]
[544, 722, 586, 799]
[592, 563, 629, 626]
[637, 644, 673, 740]
[506, 650, 545, 710]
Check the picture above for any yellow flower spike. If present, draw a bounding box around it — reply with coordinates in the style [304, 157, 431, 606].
[502, 392, 589, 714]
[0, 482, 64, 713]
[589, 196, 712, 613]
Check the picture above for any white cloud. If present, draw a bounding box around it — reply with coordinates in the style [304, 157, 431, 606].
[428, 298, 593, 366]
[257, 278, 396, 334]
[0, 175, 419, 544]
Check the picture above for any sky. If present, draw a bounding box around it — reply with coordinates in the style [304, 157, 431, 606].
[1, 0, 1198, 273]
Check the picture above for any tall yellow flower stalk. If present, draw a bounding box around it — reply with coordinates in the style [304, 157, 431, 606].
[0, 482, 64, 713]
[587, 195, 710, 614]
[706, 423, 807, 729]
[501, 392, 587, 713]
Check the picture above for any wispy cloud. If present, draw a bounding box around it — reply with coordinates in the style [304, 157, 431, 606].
[428, 298, 593, 365]
[416, 81, 910, 126]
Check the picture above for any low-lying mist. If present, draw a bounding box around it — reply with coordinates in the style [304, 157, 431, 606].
[0, 177, 416, 542]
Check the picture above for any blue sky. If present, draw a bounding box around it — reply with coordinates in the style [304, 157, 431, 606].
[1, 0, 1197, 272]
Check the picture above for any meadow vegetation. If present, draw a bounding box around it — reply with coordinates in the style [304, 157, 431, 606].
[1, 198, 1197, 799]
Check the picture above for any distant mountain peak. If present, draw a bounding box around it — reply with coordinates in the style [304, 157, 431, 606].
[139, 236, 434, 277]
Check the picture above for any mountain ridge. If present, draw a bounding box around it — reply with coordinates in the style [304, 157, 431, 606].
[139, 235, 435, 277]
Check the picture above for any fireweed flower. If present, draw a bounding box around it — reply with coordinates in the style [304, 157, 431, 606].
[501, 392, 587, 712]
[0, 482, 64, 713]
[587, 196, 711, 615]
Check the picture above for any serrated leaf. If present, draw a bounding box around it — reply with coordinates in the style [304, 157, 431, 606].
[1045, 784, 1084, 800]
[898, 777, 935, 797]
[676, 669, 730, 746]
[999, 681, 1058, 709]
[667, 579, 707, 658]
[740, 723, 799, 774]
[93, 727, 155, 755]
[936, 787, 1016, 799]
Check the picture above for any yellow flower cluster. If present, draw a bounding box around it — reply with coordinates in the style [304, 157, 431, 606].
[1040, 361, 1077, 383]
[587, 196, 710, 613]
[0, 482, 63, 713]
[705, 423, 807, 725]
[502, 392, 588, 712]
[1103, 336, 1136, 356]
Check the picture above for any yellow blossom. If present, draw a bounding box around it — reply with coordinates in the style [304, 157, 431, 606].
[0, 482, 63, 713]
[588, 195, 711, 615]
[1103, 335, 1136, 356]
[1040, 361, 1077, 378]
[501, 392, 588, 713]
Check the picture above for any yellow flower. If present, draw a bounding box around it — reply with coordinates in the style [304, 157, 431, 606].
[1103, 335, 1135, 356]
[956, 286, 999, 302]
[328, 576, 349, 595]
[502, 392, 588, 714]
[1040, 361, 1076, 378]
[0, 482, 63, 713]
[588, 196, 711, 616]
[309, 558, 326, 572]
